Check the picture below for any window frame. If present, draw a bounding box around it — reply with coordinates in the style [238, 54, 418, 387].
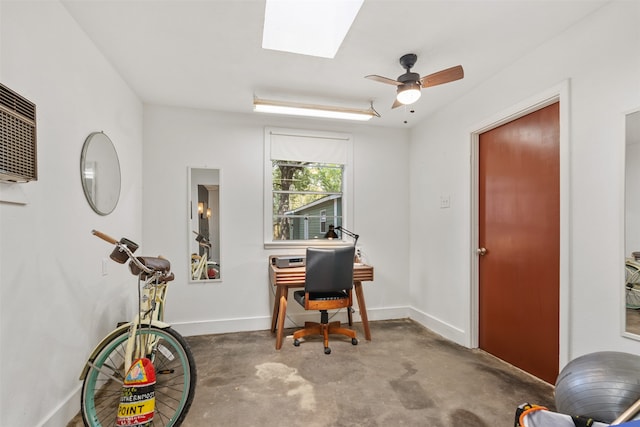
[263, 127, 354, 249]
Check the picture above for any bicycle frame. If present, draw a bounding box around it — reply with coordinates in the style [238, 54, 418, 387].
[191, 252, 208, 280]
[191, 230, 219, 280]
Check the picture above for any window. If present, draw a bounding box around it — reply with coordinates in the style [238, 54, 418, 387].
[320, 209, 327, 233]
[264, 128, 353, 247]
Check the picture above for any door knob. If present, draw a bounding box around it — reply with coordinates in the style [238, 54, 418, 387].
[477, 247, 487, 256]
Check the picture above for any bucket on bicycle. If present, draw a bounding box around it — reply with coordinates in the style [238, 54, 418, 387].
[116, 357, 156, 426]
[110, 238, 139, 264]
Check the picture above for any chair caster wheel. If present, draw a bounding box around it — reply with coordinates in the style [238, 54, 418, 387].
[352, 338, 358, 345]
[293, 339, 300, 347]
[324, 347, 331, 355]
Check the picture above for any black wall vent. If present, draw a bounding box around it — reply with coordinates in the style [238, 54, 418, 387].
[0, 83, 37, 182]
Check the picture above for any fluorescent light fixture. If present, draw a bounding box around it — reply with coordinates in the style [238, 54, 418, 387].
[253, 98, 376, 121]
[396, 83, 421, 105]
[262, 0, 364, 58]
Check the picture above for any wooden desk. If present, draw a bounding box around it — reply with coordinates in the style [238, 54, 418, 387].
[269, 259, 374, 349]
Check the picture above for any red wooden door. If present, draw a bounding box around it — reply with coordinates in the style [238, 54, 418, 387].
[478, 102, 560, 384]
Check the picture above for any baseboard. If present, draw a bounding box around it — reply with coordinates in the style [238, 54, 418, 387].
[38, 384, 80, 427]
[171, 306, 413, 337]
[167, 307, 469, 349]
[408, 307, 469, 347]
[171, 316, 271, 337]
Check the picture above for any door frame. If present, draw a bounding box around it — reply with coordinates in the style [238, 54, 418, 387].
[469, 80, 571, 371]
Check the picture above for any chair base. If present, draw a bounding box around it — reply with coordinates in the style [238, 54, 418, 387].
[292, 321, 358, 354]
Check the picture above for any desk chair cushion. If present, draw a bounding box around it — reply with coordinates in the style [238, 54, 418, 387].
[293, 290, 349, 306]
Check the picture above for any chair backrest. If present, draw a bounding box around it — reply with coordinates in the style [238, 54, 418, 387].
[305, 246, 355, 293]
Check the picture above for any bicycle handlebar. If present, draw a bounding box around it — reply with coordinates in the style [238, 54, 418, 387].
[92, 229, 155, 276]
[92, 229, 118, 244]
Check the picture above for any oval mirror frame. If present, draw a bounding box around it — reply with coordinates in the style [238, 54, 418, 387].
[80, 131, 121, 215]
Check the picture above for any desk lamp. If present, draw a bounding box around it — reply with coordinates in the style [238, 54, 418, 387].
[324, 225, 339, 239]
[335, 225, 359, 246]
[335, 226, 361, 263]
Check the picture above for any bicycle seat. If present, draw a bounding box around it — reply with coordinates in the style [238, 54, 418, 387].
[129, 256, 171, 277]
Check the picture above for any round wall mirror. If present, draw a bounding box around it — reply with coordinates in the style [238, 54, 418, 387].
[80, 131, 121, 215]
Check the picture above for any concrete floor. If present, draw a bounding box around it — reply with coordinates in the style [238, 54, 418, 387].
[182, 318, 554, 427]
[69, 318, 555, 426]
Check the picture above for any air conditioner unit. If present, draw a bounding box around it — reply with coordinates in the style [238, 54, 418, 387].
[0, 83, 37, 182]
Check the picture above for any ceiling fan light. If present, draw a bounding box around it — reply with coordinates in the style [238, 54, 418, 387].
[396, 83, 421, 105]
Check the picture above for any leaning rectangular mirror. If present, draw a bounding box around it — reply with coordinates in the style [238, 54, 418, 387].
[188, 167, 221, 282]
[625, 110, 640, 337]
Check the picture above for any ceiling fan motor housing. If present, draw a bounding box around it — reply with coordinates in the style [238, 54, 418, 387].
[398, 72, 421, 84]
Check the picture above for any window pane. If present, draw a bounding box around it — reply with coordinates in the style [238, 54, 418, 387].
[272, 161, 342, 192]
[272, 161, 343, 241]
[272, 193, 334, 215]
[272, 215, 342, 240]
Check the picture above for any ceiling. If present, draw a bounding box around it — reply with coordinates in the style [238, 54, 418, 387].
[61, 0, 609, 128]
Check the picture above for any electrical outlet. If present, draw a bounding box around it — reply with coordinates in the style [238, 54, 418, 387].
[440, 195, 451, 209]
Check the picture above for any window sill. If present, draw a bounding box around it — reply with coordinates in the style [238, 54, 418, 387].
[264, 239, 352, 250]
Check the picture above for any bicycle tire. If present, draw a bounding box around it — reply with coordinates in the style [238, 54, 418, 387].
[81, 325, 197, 426]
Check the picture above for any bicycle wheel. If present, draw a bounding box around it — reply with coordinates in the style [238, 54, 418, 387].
[626, 261, 640, 309]
[81, 325, 197, 426]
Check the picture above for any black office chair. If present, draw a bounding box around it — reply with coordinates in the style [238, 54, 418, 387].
[292, 246, 358, 354]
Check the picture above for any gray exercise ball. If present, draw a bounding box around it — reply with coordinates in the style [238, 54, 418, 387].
[555, 351, 640, 423]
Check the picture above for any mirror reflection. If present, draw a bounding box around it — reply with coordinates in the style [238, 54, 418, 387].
[80, 132, 121, 215]
[189, 168, 221, 282]
[625, 110, 640, 335]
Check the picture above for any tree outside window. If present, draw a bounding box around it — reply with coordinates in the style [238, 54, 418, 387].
[272, 161, 342, 241]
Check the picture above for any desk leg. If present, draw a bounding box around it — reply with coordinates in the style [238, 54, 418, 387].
[354, 281, 371, 341]
[271, 286, 284, 333]
[275, 294, 287, 350]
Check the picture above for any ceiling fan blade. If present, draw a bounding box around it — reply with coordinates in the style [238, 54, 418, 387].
[365, 74, 402, 86]
[420, 65, 464, 88]
[391, 98, 403, 109]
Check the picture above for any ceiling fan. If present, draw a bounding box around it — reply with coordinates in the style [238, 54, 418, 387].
[366, 53, 464, 109]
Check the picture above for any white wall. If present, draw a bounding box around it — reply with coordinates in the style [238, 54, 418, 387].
[408, 0, 640, 362]
[0, 2, 143, 426]
[142, 105, 411, 336]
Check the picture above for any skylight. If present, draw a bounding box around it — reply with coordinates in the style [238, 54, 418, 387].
[262, 0, 364, 59]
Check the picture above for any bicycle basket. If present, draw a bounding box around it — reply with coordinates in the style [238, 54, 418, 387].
[109, 238, 139, 264]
